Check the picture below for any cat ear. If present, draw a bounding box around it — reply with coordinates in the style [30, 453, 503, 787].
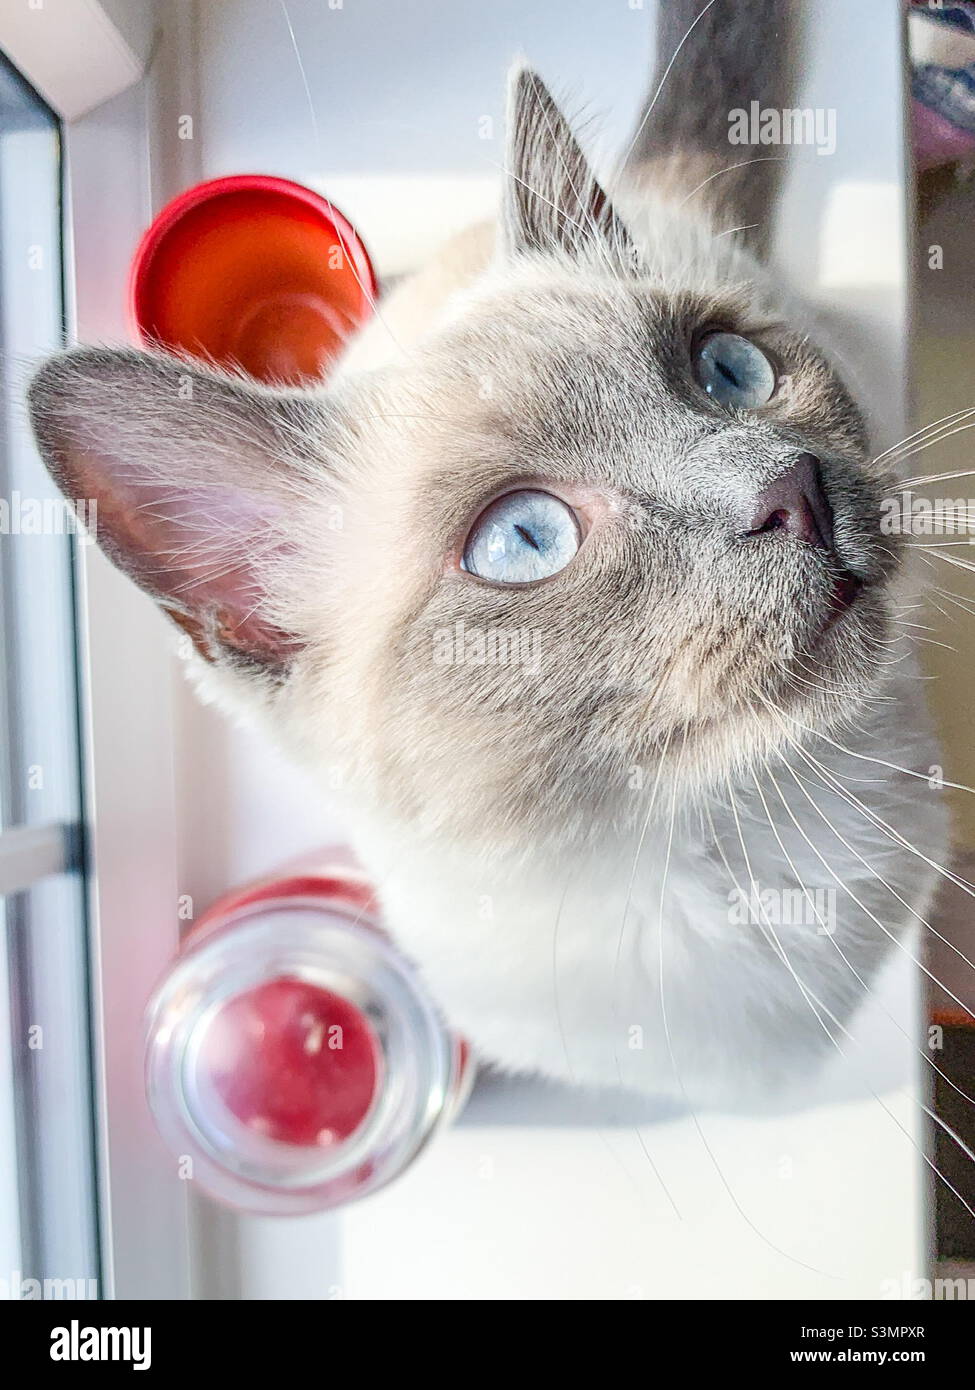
[27, 347, 331, 675]
[502, 64, 635, 264]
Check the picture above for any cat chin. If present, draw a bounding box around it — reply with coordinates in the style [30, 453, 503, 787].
[346, 699, 947, 1109]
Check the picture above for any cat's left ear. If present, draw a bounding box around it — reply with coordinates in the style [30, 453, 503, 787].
[27, 347, 337, 677]
[502, 64, 635, 264]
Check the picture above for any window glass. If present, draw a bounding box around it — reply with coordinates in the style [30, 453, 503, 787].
[0, 49, 98, 1299]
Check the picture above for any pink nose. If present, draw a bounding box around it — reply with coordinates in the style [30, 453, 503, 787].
[745, 454, 835, 550]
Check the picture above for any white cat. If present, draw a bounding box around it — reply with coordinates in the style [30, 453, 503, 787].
[28, 1, 949, 1106]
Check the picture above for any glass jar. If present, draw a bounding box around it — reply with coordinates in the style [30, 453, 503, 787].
[145, 856, 471, 1215]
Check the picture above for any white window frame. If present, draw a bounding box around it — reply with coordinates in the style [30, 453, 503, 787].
[0, 0, 192, 1299]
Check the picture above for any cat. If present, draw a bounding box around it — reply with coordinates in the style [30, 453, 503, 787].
[27, 0, 949, 1107]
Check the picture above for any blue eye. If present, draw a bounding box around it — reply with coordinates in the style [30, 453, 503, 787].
[461, 489, 581, 583]
[693, 332, 776, 409]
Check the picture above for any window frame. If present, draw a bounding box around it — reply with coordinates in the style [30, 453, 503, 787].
[0, 0, 192, 1300]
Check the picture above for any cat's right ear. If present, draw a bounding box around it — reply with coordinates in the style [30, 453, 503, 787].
[501, 64, 635, 265]
[27, 347, 334, 676]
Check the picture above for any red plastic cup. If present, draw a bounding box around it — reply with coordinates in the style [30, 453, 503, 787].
[128, 175, 377, 385]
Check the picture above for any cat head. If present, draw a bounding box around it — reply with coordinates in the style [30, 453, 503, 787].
[29, 70, 901, 855]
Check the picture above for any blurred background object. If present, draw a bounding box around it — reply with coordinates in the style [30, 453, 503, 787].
[910, 1, 975, 210]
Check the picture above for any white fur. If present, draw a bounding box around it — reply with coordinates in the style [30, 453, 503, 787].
[320, 177, 950, 1107]
[342, 684, 945, 1107]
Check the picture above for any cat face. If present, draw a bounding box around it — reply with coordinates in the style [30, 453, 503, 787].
[28, 70, 902, 855]
[308, 275, 896, 849]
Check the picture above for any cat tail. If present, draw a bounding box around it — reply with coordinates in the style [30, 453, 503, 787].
[622, 0, 802, 255]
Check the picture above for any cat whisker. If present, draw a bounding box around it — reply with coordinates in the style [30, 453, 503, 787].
[880, 420, 975, 473]
[659, 742, 838, 1277]
[916, 550, 975, 585]
[749, 762, 975, 1214]
[873, 404, 975, 468]
[602, 728, 698, 1222]
[888, 623, 958, 653]
[907, 539, 975, 548]
[714, 222, 761, 239]
[755, 728, 975, 1023]
[763, 724, 975, 990]
[929, 584, 975, 621]
[790, 672, 894, 724]
[717, 780, 890, 1273]
[922, 595, 955, 624]
[616, 727, 673, 975]
[278, 0, 407, 359]
[617, 0, 720, 174]
[902, 468, 975, 487]
[550, 866, 677, 1219]
[788, 655, 896, 706]
[675, 157, 788, 211]
[784, 667, 864, 700]
[782, 709, 975, 803]
[894, 619, 944, 633]
[763, 781, 975, 1220]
